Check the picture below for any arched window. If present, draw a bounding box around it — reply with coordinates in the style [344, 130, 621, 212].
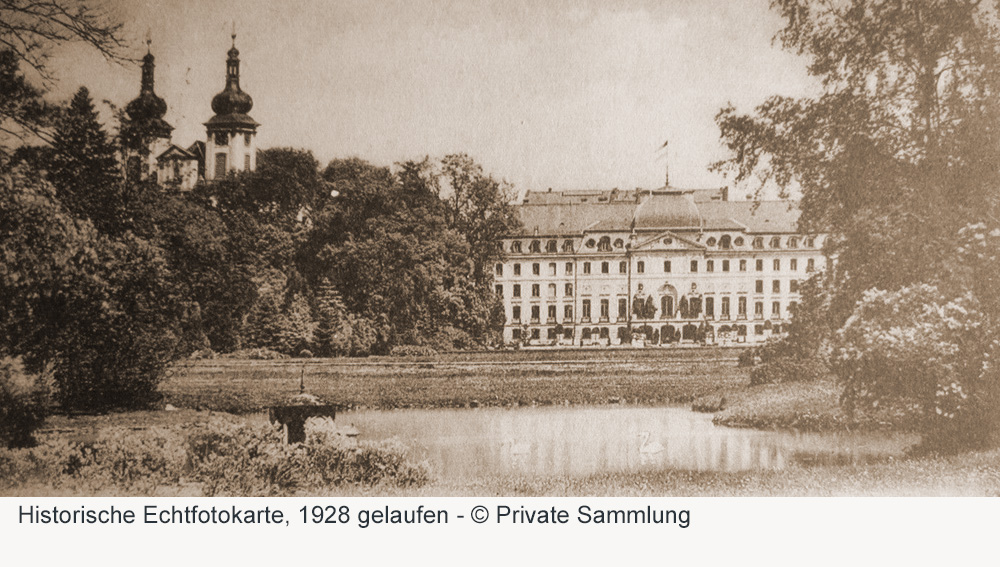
[613, 238, 625, 249]
[787, 237, 798, 249]
[562, 240, 574, 252]
[719, 235, 731, 249]
[769, 236, 781, 249]
[752, 237, 764, 250]
[529, 240, 541, 253]
[805, 236, 816, 248]
[661, 295, 674, 318]
[598, 236, 612, 251]
[546, 240, 557, 253]
[510, 241, 522, 253]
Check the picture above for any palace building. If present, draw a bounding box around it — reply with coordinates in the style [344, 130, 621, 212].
[496, 187, 826, 347]
[124, 33, 259, 189]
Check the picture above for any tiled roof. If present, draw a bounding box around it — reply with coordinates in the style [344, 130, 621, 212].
[511, 189, 800, 236]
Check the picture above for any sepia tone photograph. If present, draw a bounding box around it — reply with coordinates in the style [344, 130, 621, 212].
[2, 0, 999, 497]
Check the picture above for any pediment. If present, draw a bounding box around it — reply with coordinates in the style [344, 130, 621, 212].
[633, 230, 705, 251]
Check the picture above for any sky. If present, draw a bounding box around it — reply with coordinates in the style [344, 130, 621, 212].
[44, 0, 818, 197]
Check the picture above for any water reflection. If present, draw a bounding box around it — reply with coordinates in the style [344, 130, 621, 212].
[340, 406, 915, 480]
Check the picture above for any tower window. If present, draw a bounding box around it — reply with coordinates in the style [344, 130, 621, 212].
[214, 153, 227, 178]
[215, 132, 228, 145]
[244, 132, 252, 145]
[244, 154, 251, 171]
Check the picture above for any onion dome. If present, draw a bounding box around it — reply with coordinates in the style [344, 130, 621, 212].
[125, 47, 173, 138]
[207, 33, 258, 127]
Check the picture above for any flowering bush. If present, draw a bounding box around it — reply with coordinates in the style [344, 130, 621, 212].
[830, 284, 994, 449]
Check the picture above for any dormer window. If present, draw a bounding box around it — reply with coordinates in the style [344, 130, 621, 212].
[562, 240, 574, 252]
[585, 238, 596, 248]
[787, 237, 799, 248]
[546, 240, 557, 253]
[597, 236, 612, 252]
[734, 236, 745, 247]
[706, 237, 717, 247]
[719, 235, 732, 249]
[752, 237, 764, 250]
[529, 240, 541, 253]
[511, 241, 522, 253]
[613, 238, 624, 249]
[769, 236, 781, 249]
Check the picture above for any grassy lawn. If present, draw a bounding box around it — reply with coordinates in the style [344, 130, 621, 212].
[162, 349, 747, 413]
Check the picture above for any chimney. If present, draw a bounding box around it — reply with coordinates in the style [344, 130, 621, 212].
[662, 139, 670, 188]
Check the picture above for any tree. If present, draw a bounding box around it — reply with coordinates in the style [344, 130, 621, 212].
[714, 0, 1000, 327]
[0, 166, 183, 411]
[48, 86, 125, 233]
[0, 0, 127, 143]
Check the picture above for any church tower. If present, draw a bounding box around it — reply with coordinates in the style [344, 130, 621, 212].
[124, 40, 173, 182]
[204, 32, 259, 180]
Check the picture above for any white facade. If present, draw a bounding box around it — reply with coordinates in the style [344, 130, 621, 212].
[497, 189, 826, 347]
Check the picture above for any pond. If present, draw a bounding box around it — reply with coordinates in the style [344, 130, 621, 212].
[339, 405, 917, 479]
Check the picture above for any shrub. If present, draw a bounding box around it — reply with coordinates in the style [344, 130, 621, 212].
[0, 357, 51, 448]
[389, 345, 438, 357]
[831, 284, 994, 450]
[223, 348, 290, 360]
[189, 348, 217, 360]
[737, 348, 756, 368]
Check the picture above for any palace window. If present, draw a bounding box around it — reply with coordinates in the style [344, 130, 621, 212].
[512, 306, 521, 321]
[495, 263, 503, 276]
[664, 260, 671, 273]
[755, 280, 764, 293]
[662, 296, 674, 317]
[583, 262, 591, 274]
[562, 240, 574, 252]
[565, 262, 573, 274]
[772, 301, 781, 317]
[807, 258, 816, 272]
[772, 280, 781, 293]
[787, 237, 798, 248]
[531, 329, 540, 340]
[706, 260, 714, 272]
[598, 237, 612, 251]
[790, 280, 799, 293]
[564, 305, 573, 321]
[618, 298, 627, 320]
[637, 261, 645, 274]
[511, 241, 522, 253]
[752, 237, 764, 250]
[619, 261, 627, 274]
[756, 259, 764, 271]
[513, 284, 521, 298]
[602, 262, 609, 274]
[706, 237, 717, 247]
[614, 238, 625, 249]
[720, 235, 732, 249]
[548, 305, 557, 321]
[739, 259, 747, 272]
[565, 283, 573, 296]
[722, 260, 730, 272]
[495, 284, 502, 297]
[690, 260, 698, 273]
[531, 284, 540, 297]
[773, 259, 781, 271]
[548, 283, 556, 297]
[513, 263, 521, 276]
[755, 301, 764, 318]
[705, 297, 715, 319]
[734, 237, 745, 247]
[790, 258, 798, 271]
[582, 300, 592, 320]
[546, 240, 558, 253]
[532, 263, 540, 276]
[531, 305, 540, 322]
[738, 296, 747, 318]
[770, 236, 781, 249]
[600, 299, 610, 320]
[721, 296, 731, 319]
[549, 263, 557, 276]
[529, 240, 541, 253]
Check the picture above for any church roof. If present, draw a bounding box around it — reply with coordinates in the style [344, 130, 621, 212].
[511, 189, 800, 236]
